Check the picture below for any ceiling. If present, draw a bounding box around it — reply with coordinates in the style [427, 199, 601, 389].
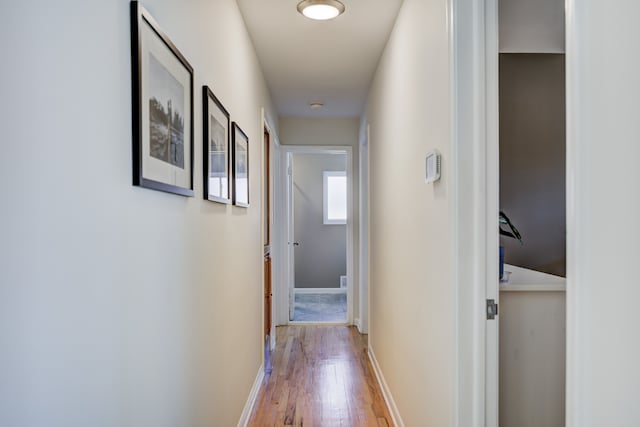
[236, 0, 403, 118]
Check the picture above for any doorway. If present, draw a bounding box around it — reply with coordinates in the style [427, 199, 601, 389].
[497, 53, 566, 427]
[484, 0, 567, 426]
[281, 146, 354, 324]
[263, 121, 273, 373]
[449, 0, 569, 425]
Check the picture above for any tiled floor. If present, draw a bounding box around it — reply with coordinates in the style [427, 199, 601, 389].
[293, 292, 347, 322]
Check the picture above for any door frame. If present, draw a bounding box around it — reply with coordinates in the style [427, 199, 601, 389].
[262, 109, 279, 351]
[484, 0, 500, 423]
[450, 0, 499, 426]
[455, 0, 572, 426]
[357, 124, 370, 334]
[482, 0, 500, 425]
[276, 145, 355, 325]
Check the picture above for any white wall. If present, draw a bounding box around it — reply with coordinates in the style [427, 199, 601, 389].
[0, 1, 276, 426]
[566, 1, 640, 426]
[499, 0, 565, 53]
[279, 117, 360, 148]
[361, 0, 454, 424]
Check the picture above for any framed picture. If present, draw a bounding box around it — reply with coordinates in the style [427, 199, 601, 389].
[232, 122, 249, 207]
[130, 1, 194, 197]
[203, 86, 231, 203]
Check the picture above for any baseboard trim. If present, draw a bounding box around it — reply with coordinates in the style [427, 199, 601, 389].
[294, 287, 347, 294]
[237, 366, 265, 427]
[368, 346, 405, 427]
[354, 318, 362, 331]
[288, 321, 349, 326]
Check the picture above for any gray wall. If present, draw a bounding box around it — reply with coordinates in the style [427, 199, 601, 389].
[499, 53, 566, 277]
[294, 153, 347, 288]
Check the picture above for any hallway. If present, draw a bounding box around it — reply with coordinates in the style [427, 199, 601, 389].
[248, 326, 393, 426]
[3, 0, 640, 426]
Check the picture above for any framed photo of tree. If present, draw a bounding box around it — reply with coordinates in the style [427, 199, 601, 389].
[130, 1, 194, 196]
[232, 122, 249, 207]
[203, 86, 231, 204]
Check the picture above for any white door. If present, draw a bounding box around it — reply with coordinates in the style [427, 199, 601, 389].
[286, 152, 296, 321]
[358, 125, 370, 334]
[452, 1, 500, 424]
[485, 0, 500, 424]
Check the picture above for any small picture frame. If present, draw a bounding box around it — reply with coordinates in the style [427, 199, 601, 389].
[232, 122, 249, 207]
[130, 1, 194, 197]
[203, 86, 231, 203]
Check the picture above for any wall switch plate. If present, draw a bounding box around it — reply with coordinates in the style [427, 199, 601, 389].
[425, 150, 441, 183]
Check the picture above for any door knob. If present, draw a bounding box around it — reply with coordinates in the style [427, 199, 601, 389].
[291, 242, 300, 246]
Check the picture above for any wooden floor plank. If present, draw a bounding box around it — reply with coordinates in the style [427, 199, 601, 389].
[248, 325, 394, 427]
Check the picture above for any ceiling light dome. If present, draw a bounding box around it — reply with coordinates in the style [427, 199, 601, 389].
[297, 0, 346, 21]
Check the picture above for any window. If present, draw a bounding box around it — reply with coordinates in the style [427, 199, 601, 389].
[323, 171, 347, 224]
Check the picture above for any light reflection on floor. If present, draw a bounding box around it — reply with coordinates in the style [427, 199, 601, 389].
[317, 358, 354, 422]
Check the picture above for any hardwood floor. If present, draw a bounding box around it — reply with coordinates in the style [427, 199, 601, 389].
[248, 326, 393, 427]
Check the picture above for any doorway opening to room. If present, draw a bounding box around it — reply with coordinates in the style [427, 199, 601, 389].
[283, 147, 353, 324]
[262, 123, 273, 374]
[480, 1, 567, 426]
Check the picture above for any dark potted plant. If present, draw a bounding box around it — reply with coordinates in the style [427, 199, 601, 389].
[499, 211, 523, 280]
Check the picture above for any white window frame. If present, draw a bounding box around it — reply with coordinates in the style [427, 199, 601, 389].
[323, 171, 347, 225]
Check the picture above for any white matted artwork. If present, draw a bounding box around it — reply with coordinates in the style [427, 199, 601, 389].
[131, 1, 194, 196]
[232, 122, 249, 207]
[203, 86, 230, 203]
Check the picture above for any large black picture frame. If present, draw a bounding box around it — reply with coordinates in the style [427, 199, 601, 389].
[203, 86, 231, 204]
[131, 1, 195, 197]
[232, 122, 250, 208]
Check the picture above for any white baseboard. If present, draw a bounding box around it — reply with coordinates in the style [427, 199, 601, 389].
[368, 346, 405, 427]
[354, 318, 362, 331]
[288, 321, 349, 326]
[237, 366, 265, 427]
[294, 287, 346, 294]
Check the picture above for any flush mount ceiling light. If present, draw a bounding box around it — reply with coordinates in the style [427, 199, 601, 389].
[297, 0, 346, 21]
[309, 102, 324, 109]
